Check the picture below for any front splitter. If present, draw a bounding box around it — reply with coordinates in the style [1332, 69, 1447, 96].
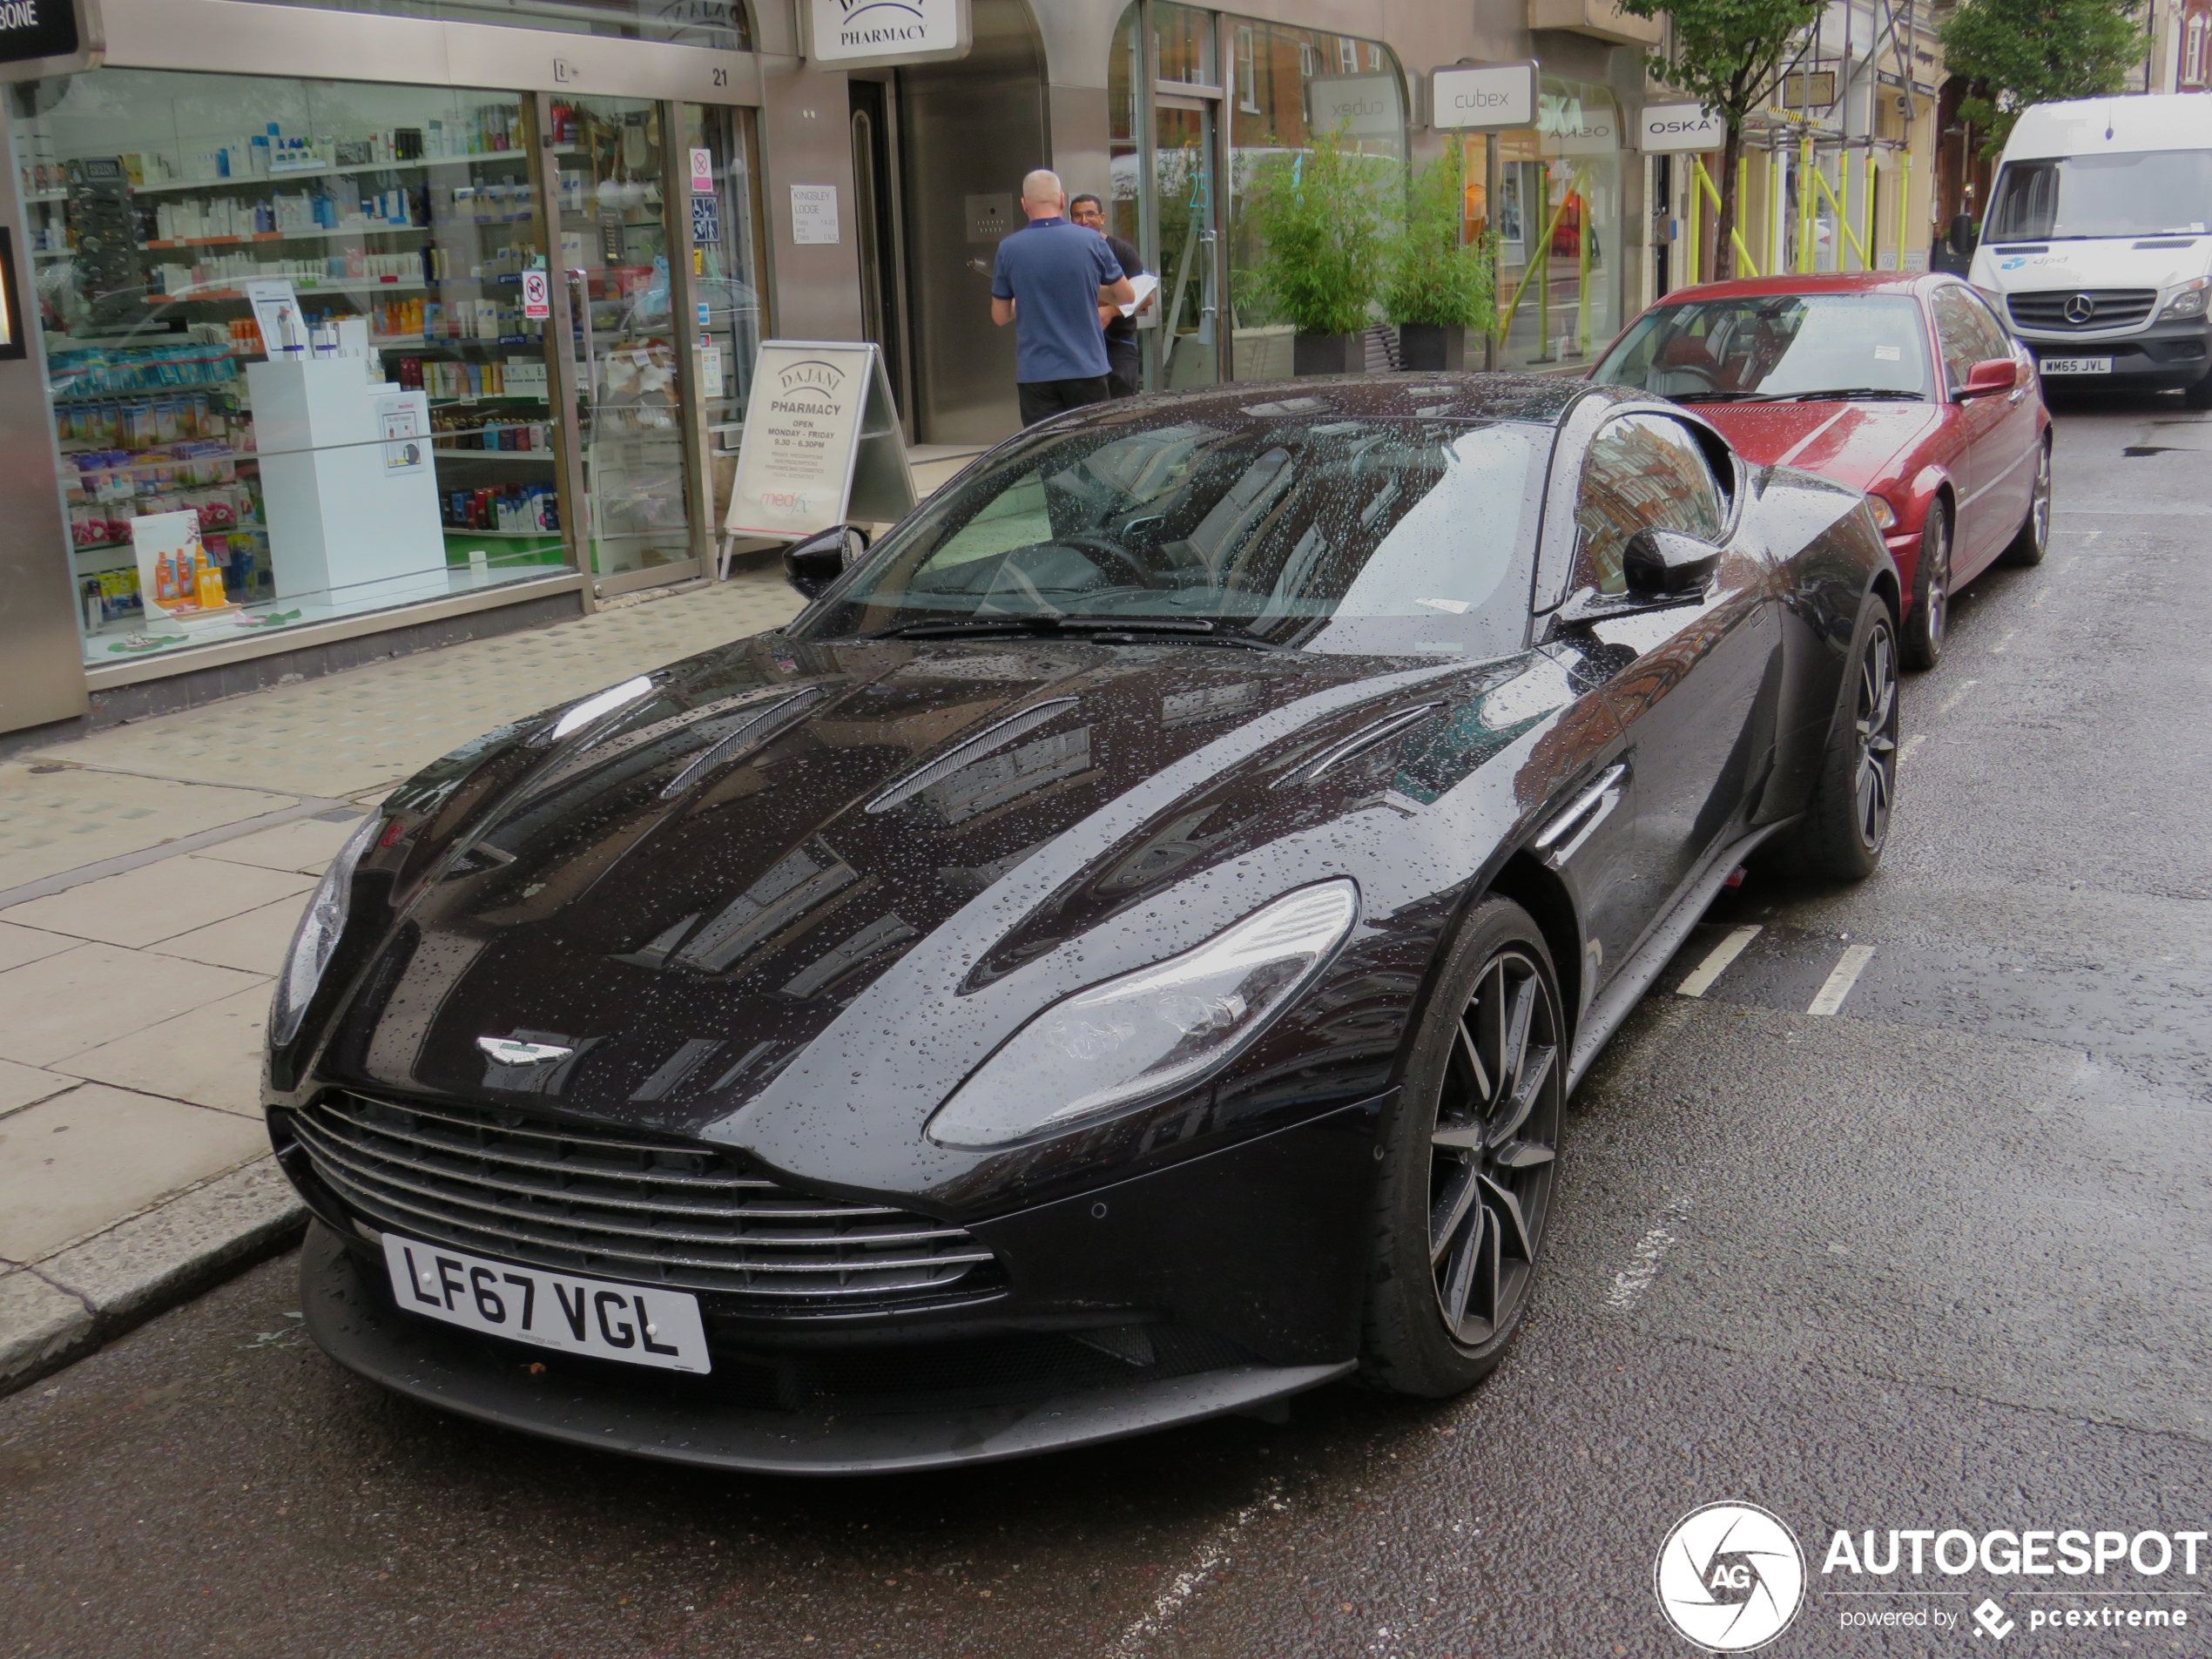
[299, 1224, 1352, 1475]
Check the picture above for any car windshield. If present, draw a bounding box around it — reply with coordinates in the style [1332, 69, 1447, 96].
[1985, 149, 2212, 242]
[1591, 293, 1933, 403]
[792, 410, 1550, 658]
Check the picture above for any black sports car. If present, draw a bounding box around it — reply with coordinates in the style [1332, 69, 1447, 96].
[267, 375, 1900, 1474]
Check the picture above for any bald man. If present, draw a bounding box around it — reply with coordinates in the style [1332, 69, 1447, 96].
[990, 167, 1136, 426]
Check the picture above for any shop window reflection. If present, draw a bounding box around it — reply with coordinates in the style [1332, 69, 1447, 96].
[239, 0, 749, 51]
[1493, 79, 1621, 372]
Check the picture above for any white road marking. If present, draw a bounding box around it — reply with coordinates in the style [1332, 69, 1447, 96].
[1990, 629, 2020, 655]
[1676, 925, 1761, 998]
[1896, 733, 1926, 769]
[1114, 1479, 1284, 1655]
[1807, 944, 1878, 1016]
[1607, 1196, 1694, 1311]
[1933, 678, 1979, 716]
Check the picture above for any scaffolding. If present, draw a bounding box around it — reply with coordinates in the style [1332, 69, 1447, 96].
[1675, 0, 1942, 283]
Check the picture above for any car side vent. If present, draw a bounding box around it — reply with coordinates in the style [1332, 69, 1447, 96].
[1271, 702, 1445, 789]
[866, 698, 1080, 814]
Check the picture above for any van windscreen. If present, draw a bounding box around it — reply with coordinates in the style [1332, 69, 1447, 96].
[1986, 150, 2212, 241]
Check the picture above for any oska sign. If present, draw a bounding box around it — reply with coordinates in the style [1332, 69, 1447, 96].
[1641, 101, 1726, 153]
[0, 0, 99, 79]
[800, 0, 970, 70]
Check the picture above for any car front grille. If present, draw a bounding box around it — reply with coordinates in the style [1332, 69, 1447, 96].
[286, 1091, 1002, 1311]
[2007, 288, 2158, 332]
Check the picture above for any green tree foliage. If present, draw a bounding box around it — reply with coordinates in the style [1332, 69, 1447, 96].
[1244, 126, 1386, 337]
[1939, 0, 2147, 155]
[1618, 0, 1828, 280]
[1382, 145, 1497, 331]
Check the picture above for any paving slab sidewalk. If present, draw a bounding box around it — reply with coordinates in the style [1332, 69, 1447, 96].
[0, 570, 803, 1393]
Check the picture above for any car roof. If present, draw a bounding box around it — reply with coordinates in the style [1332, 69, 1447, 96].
[1081, 371, 1609, 431]
[1650, 272, 1945, 304]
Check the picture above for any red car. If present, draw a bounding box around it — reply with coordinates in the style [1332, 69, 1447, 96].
[1589, 273, 2052, 669]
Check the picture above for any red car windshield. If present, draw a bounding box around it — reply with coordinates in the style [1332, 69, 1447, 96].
[1593, 293, 1934, 404]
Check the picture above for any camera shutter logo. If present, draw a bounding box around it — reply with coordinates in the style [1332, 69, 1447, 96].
[1654, 1502, 1806, 1651]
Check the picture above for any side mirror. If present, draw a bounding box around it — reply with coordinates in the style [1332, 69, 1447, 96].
[782, 523, 870, 600]
[1948, 212, 1979, 258]
[1622, 528, 1721, 597]
[1959, 357, 2019, 399]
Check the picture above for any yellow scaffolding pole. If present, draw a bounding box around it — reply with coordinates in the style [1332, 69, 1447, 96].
[1897, 148, 1912, 271]
[1766, 148, 1780, 273]
[1495, 167, 1586, 346]
[1685, 154, 1700, 286]
[1864, 151, 1878, 270]
[1813, 165, 1868, 271]
[1690, 156, 1761, 278]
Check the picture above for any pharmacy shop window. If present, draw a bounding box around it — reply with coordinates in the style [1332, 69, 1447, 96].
[13, 70, 570, 668]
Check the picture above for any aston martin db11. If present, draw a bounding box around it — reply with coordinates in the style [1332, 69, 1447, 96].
[267, 374, 1900, 1474]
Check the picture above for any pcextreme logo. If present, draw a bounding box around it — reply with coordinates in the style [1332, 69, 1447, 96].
[1655, 1502, 1806, 1651]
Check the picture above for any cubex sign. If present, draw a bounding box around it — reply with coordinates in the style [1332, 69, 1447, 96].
[1429, 63, 1537, 132]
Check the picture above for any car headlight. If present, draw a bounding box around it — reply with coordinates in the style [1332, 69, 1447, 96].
[1866, 496, 1898, 532]
[270, 813, 385, 1049]
[925, 880, 1360, 1150]
[2160, 278, 2210, 321]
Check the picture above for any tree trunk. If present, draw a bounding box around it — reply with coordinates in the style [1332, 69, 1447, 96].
[1714, 124, 1744, 282]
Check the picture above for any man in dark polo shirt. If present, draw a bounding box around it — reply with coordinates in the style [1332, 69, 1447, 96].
[990, 169, 1135, 426]
[1069, 192, 1147, 398]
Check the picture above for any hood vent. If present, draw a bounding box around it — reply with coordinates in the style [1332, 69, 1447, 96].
[1271, 702, 1445, 789]
[658, 685, 826, 800]
[865, 697, 1080, 815]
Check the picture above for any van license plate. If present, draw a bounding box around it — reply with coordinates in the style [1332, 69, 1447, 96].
[2040, 357, 2112, 374]
[381, 1234, 711, 1372]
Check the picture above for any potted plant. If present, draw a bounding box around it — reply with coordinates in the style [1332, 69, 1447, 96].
[1244, 127, 1386, 376]
[1384, 145, 1495, 372]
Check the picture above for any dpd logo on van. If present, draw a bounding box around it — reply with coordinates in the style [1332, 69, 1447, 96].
[1654, 1502, 1806, 1651]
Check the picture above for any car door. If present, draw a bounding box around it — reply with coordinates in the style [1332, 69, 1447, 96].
[1552, 412, 1783, 939]
[1957, 283, 2041, 573]
[1931, 283, 2021, 570]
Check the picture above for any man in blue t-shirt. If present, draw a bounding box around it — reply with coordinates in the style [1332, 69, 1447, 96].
[991, 169, 1136, 427]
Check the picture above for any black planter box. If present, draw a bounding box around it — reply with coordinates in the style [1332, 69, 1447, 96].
[1292, 333, 1364, 376]
[1398, 323, 1471, 372]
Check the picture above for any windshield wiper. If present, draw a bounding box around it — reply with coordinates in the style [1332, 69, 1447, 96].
[864, 616, 1282, 651]
[1672, 390, 1780, 402]
[1775, 388, 1926, 402]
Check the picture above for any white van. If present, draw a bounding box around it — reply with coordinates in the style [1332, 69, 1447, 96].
[1967, 94, 2212, 406]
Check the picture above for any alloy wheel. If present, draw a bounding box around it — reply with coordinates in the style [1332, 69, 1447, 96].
[1853, 622, 1899, 852]
[2029, 442, 2052, 551]
[1923, 523, 1949, 651]
[1429, 948, 1561, 1346]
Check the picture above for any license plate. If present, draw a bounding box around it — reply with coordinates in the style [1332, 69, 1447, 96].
[2039, 356, 2113, 374]
[381, 1234, 711, 1373]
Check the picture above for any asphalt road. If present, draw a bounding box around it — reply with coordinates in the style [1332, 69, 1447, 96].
[4, 392, 2209, 1659]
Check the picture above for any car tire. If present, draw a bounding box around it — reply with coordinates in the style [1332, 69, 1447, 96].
[1784, 606, 1899, 882]
[2000, 437, 2052, 568]
[1360, 895, 1563, 1398]
[2187, 372, 2212, 411]
[1901, 498, 1950, 671]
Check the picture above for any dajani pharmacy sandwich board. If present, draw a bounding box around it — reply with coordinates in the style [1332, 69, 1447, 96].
[726, 340, 914, 542]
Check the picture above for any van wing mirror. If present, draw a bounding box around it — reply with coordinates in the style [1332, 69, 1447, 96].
[783, 523, 871, 600]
